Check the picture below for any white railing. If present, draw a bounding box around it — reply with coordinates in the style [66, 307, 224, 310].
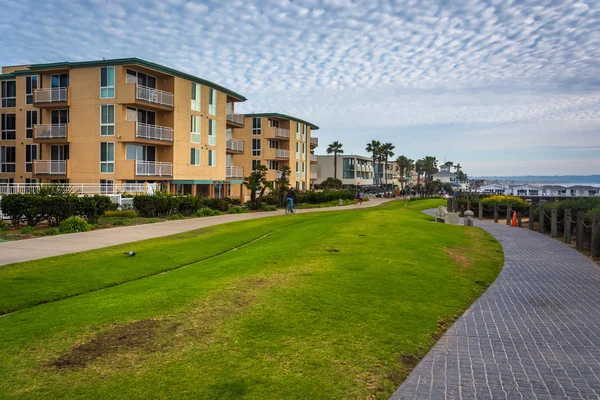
[275, 128, 290, 139]
[135, 160, 172, 176]
[310, 154, 318, 163]
[226, 138, 244, 152]
[275, 171, 282, 179]
[136, 84, 174, 107]
[136, 123, 173, 142]
[34, 124, 67, 139]
[310, 137, 318, 146]
[310, 172, 318, 180]
[34, 160, 66, 175]
[226, 113, 244, 125]
[275, 149, 290, 159]
[226, 166, 244, 178]
[0, 183, 145, 195]
[34, 87, 67, 103]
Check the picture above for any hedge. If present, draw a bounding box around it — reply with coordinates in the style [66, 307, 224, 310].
[132, 195, 241, 217]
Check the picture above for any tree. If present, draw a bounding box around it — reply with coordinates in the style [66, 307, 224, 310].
[395, 155, 413, 191]
[380, 143, 395, 188]
[275, 165, 291, 208]
[441, 161, 453, 172]
[365, 140, 381, 186]
[422, 156, 439, 183]
[326, 141, 344, 180]
[415, 159, 424, 196]
[244, 164, 271, 210]
[320, 177, 342, 190]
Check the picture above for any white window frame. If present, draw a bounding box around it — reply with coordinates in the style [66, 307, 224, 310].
[208, 149, 216, 166]
[190, 148, 200, 166]
[302, 125, 307, 141]
[252, 160, 261, 171]
[296, 161, 300, 178]
[296, 142, 300, 159]
[25, 75, 38, 105]
[302, 143, 306, 159]
[100, 105, 115, 136]
[208, 119, 216, 146]
[208, 88, 217, 115]
[191, 82, 201, 111]
[1, 113, 16, 140]
[26, 110, 37, 139]
[252, 138, 262, 157]
[1, 80, 16, 108]
[191, 115, 201, 143]
[0, 145, 16, 173]
[100, 67, 115, 99]
[296, 123, 301, 140]
[100, 142, 115, 173]
[252, 117, 261, 135]
[268, 160, 279, 170]
[25, 144, 37, 173]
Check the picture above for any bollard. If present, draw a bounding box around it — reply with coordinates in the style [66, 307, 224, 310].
[494, 202, 498, 223]
[551, 206, 558, 238]
[464, 210, 474, 227]
[528, 206, 534, 230]
[478, 202, 483, 221]
[576, 211, 584, 250]
[564, 209, 572, 244]
[538, 205, 545, 234]
[592, 214, 600, 258]
[506, 204, 512, 226]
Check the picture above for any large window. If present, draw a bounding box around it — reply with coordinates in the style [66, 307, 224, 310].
[126, 144, 155, 161]
[296, 142, 300, 159]
[268, 140, 279, 149]
[252, 117, 262, 135]
[268, 119, 279, 127]
[190, 148, 200, 166]
[208, 119, 216, 146]
[51, 74, 69, 88]
[100, 67, 115, 98]
[252, 160, 261, 171]
[296, 161, 300, 178]
[26, 110, 38, 139]
[268, 160, 279, 170]
[191, 83, 201, 111]
[25, 76, 38, 104]
[25, 144, 37, 173]
[1, 81, 16, 108]
[302, 143, 306, 159]
[252, 138, 261, 156]
[126, 69, 156, 88]
[1, 114, 16, 140]
[303, 125, 307, 141]
[343, 158, 355, 179]
[191, 116, 201, 143]
[0, 146, 16, 172]
[100, 105, 115, 136]
[208, 149, 216, 166]
[208, 88, 216, 115]
[296, 123, 301, 139]
[100, 142, 115, 173]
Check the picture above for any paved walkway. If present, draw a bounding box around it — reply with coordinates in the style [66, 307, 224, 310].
[0, 198, 390, 266]
[393, 212, 600, 399]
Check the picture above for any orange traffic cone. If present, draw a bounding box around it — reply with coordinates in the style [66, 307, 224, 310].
[511, 210, 518, 227]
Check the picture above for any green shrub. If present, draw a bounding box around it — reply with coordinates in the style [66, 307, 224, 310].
[168, 213, 185, 220]
[0, 194, 27, 228]
[177, 196, 201, 216]
[40, 228, 59, 236]
[194, 208, 221, 217]
[227, 206, 248, 214]
[205, 197, 228, 212]
[260, 204, 278, 212]
[59, 216, 92, 233]
[20, 226, 36, 235]
[103, 210, 139, 218]
[112, 220, 125, 227]
[223, 197, 241, 207]
[42, 195, 77, 226]
[76, 195, 113, 224]
[133, 195, 156, 218]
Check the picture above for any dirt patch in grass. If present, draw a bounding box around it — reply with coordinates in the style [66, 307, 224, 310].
[443, 247, 471, 271]
[431, 318, 454, 341]
[326, 249, 340, 253]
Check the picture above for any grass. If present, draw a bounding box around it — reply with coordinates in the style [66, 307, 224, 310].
[0, 200, 503, 399]
[295, 199, 367, 209]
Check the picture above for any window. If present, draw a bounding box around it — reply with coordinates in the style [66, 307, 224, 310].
[191, 83, 201, 111]
[191, 116, 201, 143]
[303, 125, 307, 141]
[100, 179, 114, 194]
[296, 142, 300, 159]
[1, 81, 16, 108]
[302, 162, 305, 178]
[208, 88, 216, 115]
[190, 148, 200, 165]
[100, 105, 115, 136]
[100, 142, 114, 173]
[252, 117, 262, 135]
[208, 149, 216, 166]
[25, 144, 37, 173]
[26, 110, 37, 139]
[296, 162, 300, 178]
[268, 119, 280, 127]
[268, 160, 279, 170]
[25, 76, 38, 104]
[208, 119, 216, 146]
[343, 158, 355, 179]
[0, 146, 16, 172]
[126, 69, 156, 88]
[252, 138, 262, 156]
[126, 144, 155, 161]
[268, 140, 279, 149]
[296, 123, 301, 140]
[100, 67, 115, 98]
[51, 74, 69, 88]
[25, 178, 36, 184]
[52, 109, 69, 124]
[252, 160, 261, 171]
[1, 114, 16, 140]
[302, 143, 306, 159]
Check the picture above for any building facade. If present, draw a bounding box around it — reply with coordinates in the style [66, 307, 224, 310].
[315, 154, 379, 187]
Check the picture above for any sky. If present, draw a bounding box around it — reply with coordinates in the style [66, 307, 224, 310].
[1, 0, 599, 176]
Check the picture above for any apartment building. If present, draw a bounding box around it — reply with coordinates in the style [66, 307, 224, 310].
[0, 58, 248, 197]
[228, 113, 319, 199]
[315, 154, 375, 187]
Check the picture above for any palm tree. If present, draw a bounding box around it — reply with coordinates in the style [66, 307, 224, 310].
[422, 156, 439, 183]
[415, 159, 424, 195]
[380, 143, 395, 188]
[365, 140, 381, 186]
[326, 141, 344, 180]
[275, 165, 292, 208]
[395, 155, 412, 191]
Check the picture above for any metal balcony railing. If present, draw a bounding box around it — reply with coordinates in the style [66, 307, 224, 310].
[136, 161, 172, 176]
[226, 113, 244, 125]
[0, 183, 146, 195]
[310, 154, 318, 163]
[275, 128, 290, 139]
[275, 149, 290, 159]
[34, 124, 67, 139]
[226, 138, 244, 152]
[310, 137, 318, 146]
[226, 166, 244, 178]
[136, 123, 173, 142]
[34, 87, 67, 103]
[310, 172, 318, 180]
[136, 84, 174, 107]
[34, 160, 66, 174]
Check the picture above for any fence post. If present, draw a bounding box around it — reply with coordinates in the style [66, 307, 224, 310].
[592, 214, 600, 258]
[538, 205, 545, 234]
[576, 211, 584, 250]
[447, 197, 452, 212]
[564, 209, 572, 244]
[494, 202, 498, 223]
[551, 206, 558, 238]
[506, 203, 512, 226]
[528, 206, 534, 230]
[478, 202, 483, 221]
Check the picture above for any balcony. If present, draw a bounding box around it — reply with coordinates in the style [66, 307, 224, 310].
[34, 87, 68, 108]
[275, 128, 290, 139]
[34, 124, 68, 143]
[136, 161, 172, 177]
[226, 138, 244, 153]
[310, 137, 318, 147]
[226, 113, 245, 127]
[118, 84, 174, 111]
[275, 149, 290, 159]
[310, 154, 318, 163]
[136, 122, 173, 142]
[226, 166, 244, 178]
[137, 85, 173, 107]
[310, 172, 318, 180]
[34, 160, 66, 176]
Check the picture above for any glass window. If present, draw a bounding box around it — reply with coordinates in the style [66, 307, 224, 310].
[100, 105, 115, 136]
[252, 160, 261, 171]
[296, 123, 301, 139]
[1, 114, 16, 140]
[208, 149, 216, 166]
[25, 144, 37, 173]
[100, 67, 115, 98]
[208, 88, 216, 115]
[26, 110, 37, 139]
[1, 81, 16, 108]
[100, 179, 114, 194]
[51, 74, 69, 88]
[25, 76, 38, 104]
[268, 160, 279, 170]
[252, 138, 261, 156]
[268, 140, 279, 149]
[190, 148, 200, 165]
[100, 142, 114, 173]
[208, 119, 216, 146]
[126, 69, 137, 83]
[191, 116, 201, 143]
[303, 125, 307, 141]
[126, 144, 137, 160]
[0, 146, 16, 172]
[252, 117, 262, 135]
[343, 158, 355, 179]
[191, 83, 201, 111]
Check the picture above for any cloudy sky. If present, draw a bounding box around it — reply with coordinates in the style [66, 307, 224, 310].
[1, 0, 599, 176]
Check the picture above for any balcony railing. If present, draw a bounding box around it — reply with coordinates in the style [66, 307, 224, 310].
[136, 161, 172, 176]
[226, 138, 244, 152]
[34, 124, 67, 139]
[275, 128, 290, 139]
[275, 149, 290, 159]
[34, 160, 66, 175]
[136, 85, 174, 107]
[136, 123, 173, 142]
[310, 172, 318, 180]
[226, 113, 244, 125]
[226, 166, 244, 178]
[0, 183, 145, 195]
[310, 154, 318, 163]
[310, 137, 318, 146]
[34, 87, 67, 103]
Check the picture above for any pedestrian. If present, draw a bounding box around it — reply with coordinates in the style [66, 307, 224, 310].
[358, 191, 364, 205]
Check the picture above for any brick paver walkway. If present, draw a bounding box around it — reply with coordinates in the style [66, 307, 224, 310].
[392, 212, 600, 399]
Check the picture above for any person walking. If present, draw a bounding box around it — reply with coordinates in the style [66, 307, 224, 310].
[358, 191, 364, 205]
[286, 188, 296, 214]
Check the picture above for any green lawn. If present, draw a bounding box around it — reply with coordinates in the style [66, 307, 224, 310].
[0, 199, 503, 399]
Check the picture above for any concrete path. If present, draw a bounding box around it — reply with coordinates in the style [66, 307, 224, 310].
[392, 211, 600, 399]
[0, 198, 390, 266]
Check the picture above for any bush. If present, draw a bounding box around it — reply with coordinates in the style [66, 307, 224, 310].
[194, 208, 221, 217]
[133, 195, 156, 218]
[20, 226, 36, 235]
[40, 228, 59, 236]
[223, 197, 241, 207]
[260, 204, 278, 212]
[76, 195, 113, 224]
[59, 216, 92, 233]
[0, 194, 27, 228]
[205, 197, 228, 212]
[177, 196, 201, 216]
[227, 206, 248, 214]
[294, 190, 356, 205]
[168, 213, 185, 220]
[103, 210, 139, 218]
[42, 195, 78, 226]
